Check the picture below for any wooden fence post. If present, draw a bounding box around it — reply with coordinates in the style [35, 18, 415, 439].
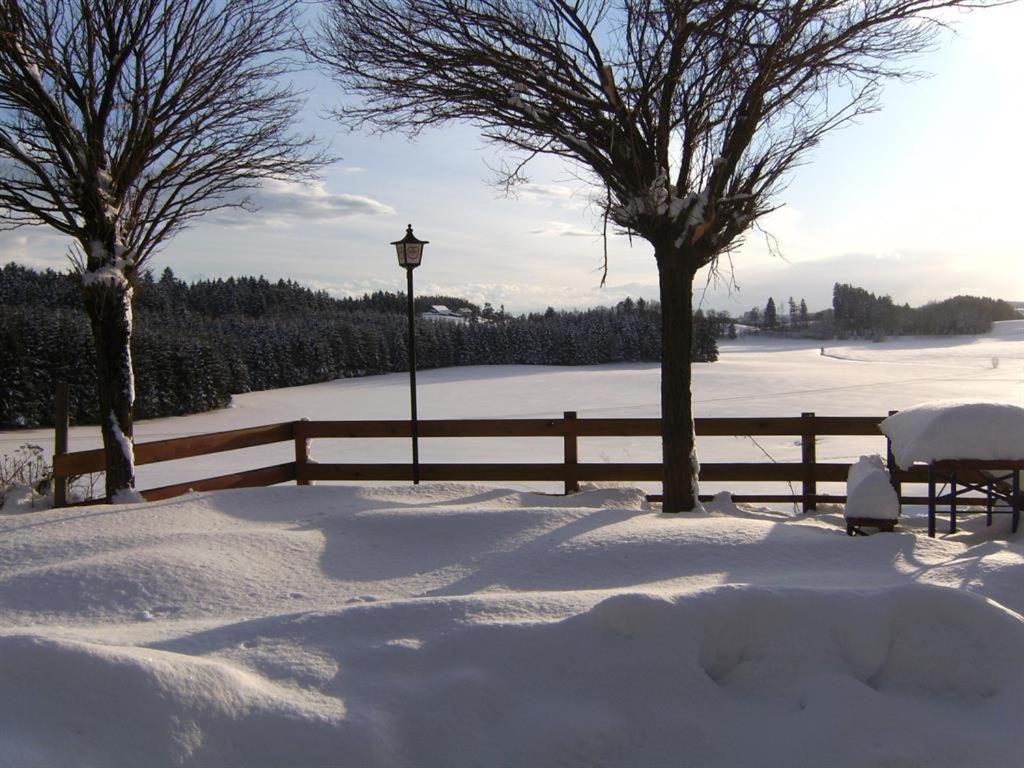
[563, 411, 579, 495]
[294, 419, 311, 486]
[801, 412, 816, 513]
[53, 382, 69, 507]
[885, 410, 900, 503]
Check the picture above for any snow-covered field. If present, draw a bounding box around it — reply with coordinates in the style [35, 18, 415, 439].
[2, 324, 1023, 767]
[4, 321, 1022, 498]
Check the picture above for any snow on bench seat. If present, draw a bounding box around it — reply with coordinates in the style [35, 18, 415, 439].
[880, 400, 1024, 470]
[881, 401, 1024, 537]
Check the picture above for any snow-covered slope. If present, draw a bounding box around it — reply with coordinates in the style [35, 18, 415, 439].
[991, 319, 1024, 337]
[2, 484, 1023, 767]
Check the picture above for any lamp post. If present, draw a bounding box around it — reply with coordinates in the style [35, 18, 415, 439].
[391, 224, 428, 484]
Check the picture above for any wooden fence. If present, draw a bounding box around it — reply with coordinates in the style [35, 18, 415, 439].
[52, 411, 933, 510]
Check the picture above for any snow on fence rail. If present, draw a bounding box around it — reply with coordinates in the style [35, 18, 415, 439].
[52, 412, 936, 510]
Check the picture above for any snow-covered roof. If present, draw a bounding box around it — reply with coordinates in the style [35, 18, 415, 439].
[881, 400, 1024, 469]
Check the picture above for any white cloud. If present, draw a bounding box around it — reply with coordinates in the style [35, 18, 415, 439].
[529, 221, 599, 238]
[517, 183, 576, 200]
[373, 243, 1021, 316]
[309, 277, 658, 313]
[0, 234, 29, 262]
[305, 276, 396, 297]
[699, 249, 1024, 314]
[214, 180, 395, 227]
[513, 182, 594, 210]
[0, 230, 73, 271]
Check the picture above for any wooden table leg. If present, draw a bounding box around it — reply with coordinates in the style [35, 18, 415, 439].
[928, 465, 936, 538]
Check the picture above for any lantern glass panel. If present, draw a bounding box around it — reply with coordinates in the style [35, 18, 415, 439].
[404, 243, 422, 266]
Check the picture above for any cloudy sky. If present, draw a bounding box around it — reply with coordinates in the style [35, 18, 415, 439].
[2, 3, 1022, 315]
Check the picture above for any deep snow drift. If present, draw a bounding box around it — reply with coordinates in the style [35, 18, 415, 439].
[2, 483, 1024, 767]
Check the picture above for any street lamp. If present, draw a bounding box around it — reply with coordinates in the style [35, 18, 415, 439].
[391, 224, 428, 484]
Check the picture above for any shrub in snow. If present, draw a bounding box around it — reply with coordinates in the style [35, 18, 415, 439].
[0, 444, 50, 512]
[0, 444, 102, 511]
[881, 401, 1024, 469]
[845, 455, 899, 521]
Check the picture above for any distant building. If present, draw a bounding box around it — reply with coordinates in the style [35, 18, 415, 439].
[421, 305, 470, 323]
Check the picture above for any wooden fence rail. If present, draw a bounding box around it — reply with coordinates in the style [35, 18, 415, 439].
[53, 410, 941, 510]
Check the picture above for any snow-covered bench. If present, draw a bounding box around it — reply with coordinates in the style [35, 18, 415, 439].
[922, 460, 1023, 536]
[880, 402, 1024, 537]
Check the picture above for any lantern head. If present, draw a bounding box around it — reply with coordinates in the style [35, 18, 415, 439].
[392, 224, 428, 268]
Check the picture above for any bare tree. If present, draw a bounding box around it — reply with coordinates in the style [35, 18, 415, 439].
[0, 0, 326, 497]
[312, 0, 999, 511]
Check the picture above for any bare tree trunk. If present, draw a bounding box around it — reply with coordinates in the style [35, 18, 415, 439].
[82, 280, 135, 497]
[656, 249, 699, 513]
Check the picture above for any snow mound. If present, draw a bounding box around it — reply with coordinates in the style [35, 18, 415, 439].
[881, 400, 1024, 469]
[4, 484, 1024, 766]
[0, 634, 354, 768]
[845, 455, 899, 520]
[0, 484, 47, 514]
[2, 585, 1022, 767]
